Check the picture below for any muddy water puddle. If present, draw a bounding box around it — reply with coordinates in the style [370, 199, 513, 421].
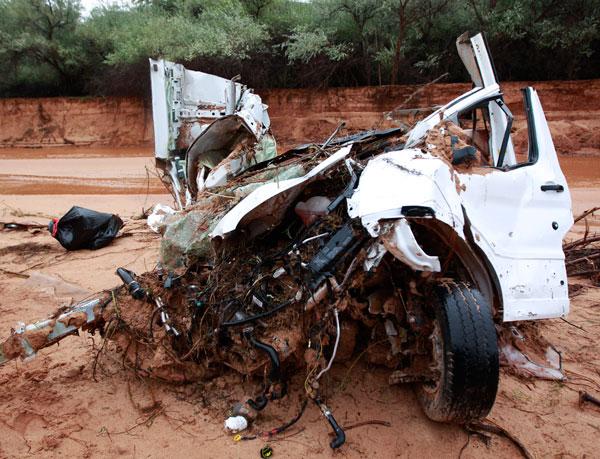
[0, 148, 597, 195]
[0, 149, 163, 194]
[0, 146, 152, 159]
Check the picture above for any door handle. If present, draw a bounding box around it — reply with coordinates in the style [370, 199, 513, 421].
[541, 184, 564, 192]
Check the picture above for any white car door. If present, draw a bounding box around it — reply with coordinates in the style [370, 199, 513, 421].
[454, 33, 573, 321]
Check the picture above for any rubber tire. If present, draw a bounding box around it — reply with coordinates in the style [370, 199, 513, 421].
[416, 282, 499, 423]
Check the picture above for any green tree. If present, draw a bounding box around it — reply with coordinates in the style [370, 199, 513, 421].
[0, 0, 87, 94]
[0, 0, 599, 96]
[85, 0, 268, 65]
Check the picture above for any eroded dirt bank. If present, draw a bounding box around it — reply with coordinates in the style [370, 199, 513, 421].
[2, 80, 599, 155]
[0, 98, 154, 148]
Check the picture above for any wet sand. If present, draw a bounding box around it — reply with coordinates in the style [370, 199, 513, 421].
[0, 148, 597, 198]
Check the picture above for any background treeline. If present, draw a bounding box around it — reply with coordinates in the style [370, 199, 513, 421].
[1, 0, 599, 97]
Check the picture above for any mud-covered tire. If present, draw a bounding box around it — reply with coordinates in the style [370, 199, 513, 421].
[416, 282, 499, 423]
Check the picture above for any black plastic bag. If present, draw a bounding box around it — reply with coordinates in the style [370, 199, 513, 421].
[48, 206, 123, 251]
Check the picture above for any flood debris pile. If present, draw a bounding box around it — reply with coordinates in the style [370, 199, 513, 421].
[423, 121, 487, 169]
[564, 207, 600, 281]
[7, 127, 446, 447]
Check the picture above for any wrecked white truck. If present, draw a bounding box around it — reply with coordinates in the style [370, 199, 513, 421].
[0, 32, 572, 448]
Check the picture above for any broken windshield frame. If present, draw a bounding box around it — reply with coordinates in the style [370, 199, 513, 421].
[451, 89, 538, 171]
[497, 88, 539, 171]
[494, 99, 513, 168]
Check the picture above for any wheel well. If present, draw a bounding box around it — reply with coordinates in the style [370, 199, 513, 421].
[409, 217, 502, 318]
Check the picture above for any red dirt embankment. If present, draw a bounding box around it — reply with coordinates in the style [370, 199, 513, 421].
[263, 80, 600, 154]
[1, 80, 599, 154]
[0, 97, 154, 148]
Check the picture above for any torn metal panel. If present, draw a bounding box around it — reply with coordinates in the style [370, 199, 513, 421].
[0, 297, 104, 366]
[149, 57, 270, 149]
[346, 149, 465, 237]
[210, 145, 353, 239]
[150, 58, 274, 204]
[456, 32, 496, 88]
[150, 58, 251, 157]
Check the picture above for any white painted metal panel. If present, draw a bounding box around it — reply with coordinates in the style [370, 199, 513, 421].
[149, 59, 170, 160]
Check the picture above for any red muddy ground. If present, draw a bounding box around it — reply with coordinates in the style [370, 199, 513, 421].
[0, 83, 599, 458]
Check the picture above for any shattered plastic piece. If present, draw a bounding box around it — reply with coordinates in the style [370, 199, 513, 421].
[49, 206, 123, 251]
[363, 242, 387, 271]
[380, 220, 441, 272]
[500, 343, 565, 381]
[272, 267, 286, 278]
[147, 204, 176, 233]
[224, 415, 248, 433]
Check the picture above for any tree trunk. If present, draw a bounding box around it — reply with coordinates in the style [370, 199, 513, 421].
[391, 8, 406, 85]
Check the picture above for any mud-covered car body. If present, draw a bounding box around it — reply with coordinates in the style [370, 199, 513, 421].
[0, 33, 572, 439]
[144, 33, 573, 425]
[194, 32, 572, 324]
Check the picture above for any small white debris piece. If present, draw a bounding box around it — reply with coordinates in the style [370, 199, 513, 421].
[295, 196, 331, 226]
[384, 319, 398, 337]
[224, 415, 248, 433]
[147, 204, 176, 233]
[272, 267, 286, 278]
[500, 343, 564, 381]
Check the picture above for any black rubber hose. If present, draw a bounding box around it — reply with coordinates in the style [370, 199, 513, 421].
[115, 267, 145, 300]
[315, 398, 346, 449]
[221, 300, 292, 327]
[247, 395, 268, 411]
[246, 333, 281, 382]
[242, 330, 282, 412]
[326, 412, 346, 449]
